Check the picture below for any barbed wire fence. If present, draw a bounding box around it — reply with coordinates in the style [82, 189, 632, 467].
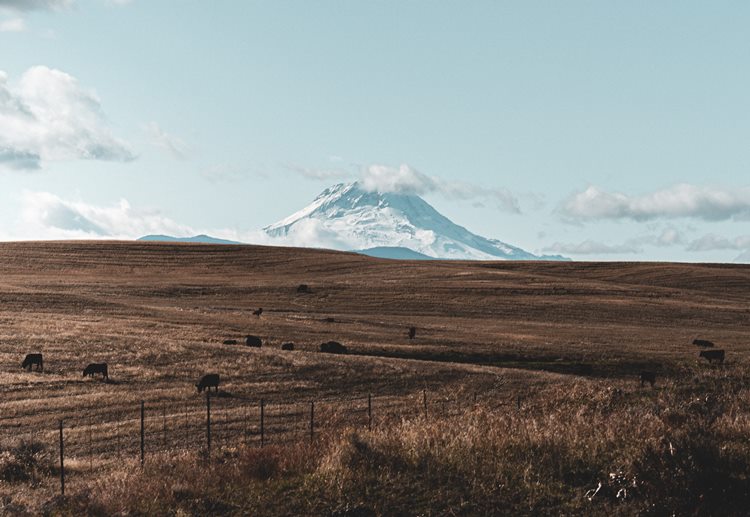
[3, 386, 524, 496]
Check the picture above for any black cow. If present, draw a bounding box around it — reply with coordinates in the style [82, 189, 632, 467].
[640, 371, 656, 387]
[281, 342, 295, 351]
[196, 373, 220, 393]
[700, 349, 725, 364]
[693, 339, 715, 348]
[83, 363, 108, 380]
[21, 353, 43, 372]
[297, 284, 310, 293]
[245, 335, 262, 347]
[223, 339, 238, 345]
[323, 317, 335, 323]
[253, 308, 263, 317]
[320, 341, 348, 354]
[408, 326, 416, 340]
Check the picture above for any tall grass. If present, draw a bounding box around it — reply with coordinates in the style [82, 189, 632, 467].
[37, 366, 750, 516]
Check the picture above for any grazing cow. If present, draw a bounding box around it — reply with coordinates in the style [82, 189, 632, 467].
[83, 363, 108, 380]
[700, 349, 725, 364]
[196, 373, 220, 393]
[253, 308, 263, 317]
[640, 371, 656, 388]
[281, 342, 295, 351]
[297, 284, 310, 293]
[323, 317, 335, 323]
[223, 339, 238, 345]
[21, 353, 43, 372]
[693, 339, 715, 348]
[320, 341, 348, 354]
[245, 335, 262, 347]
[408, 326, 416, 340]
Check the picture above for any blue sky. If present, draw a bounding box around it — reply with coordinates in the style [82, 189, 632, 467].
[1, 1, 749, 262]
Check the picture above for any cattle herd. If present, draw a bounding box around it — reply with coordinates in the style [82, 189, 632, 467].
[17, 303, 729, 397]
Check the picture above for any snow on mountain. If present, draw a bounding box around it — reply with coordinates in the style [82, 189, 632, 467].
[264, 182, 567, 261]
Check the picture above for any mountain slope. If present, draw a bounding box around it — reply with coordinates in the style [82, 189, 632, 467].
[138, 234, 240, 245]
[265, 182, 566, 261]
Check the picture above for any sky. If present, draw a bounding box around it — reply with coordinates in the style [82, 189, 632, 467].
[1, 1, 749, 262]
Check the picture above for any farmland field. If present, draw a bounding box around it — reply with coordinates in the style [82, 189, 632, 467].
[0, 241, 748, 515]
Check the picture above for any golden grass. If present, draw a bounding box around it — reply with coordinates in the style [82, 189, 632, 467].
[0, 241, 747, 513]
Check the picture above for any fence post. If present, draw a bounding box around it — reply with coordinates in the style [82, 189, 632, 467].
[184, 403, 189, 450]
[162, 406, 167, 451]
[206, 391, 212, 459]
[88, 415, 93, 470]
[260, 399, 265, 448]
[310, 401, 314, 442]
[244, 403, 249, 445]
[516, 394, 521, 412]
[368, 393, 372, 431]
[140, 401, 145, 467]
[423, 389, 428, 415]
[59, 420, 65, 496]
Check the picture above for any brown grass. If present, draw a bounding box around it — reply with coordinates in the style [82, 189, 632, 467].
[0, 241, 747, 514]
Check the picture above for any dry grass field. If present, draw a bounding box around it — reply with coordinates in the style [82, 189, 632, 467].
[0, 241, 748, 515]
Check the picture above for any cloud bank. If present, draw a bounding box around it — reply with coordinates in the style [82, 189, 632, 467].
[560, 184, 750, 222]
[359, 164, 521, 214]
[0, 66, 135, 171]
[18, 191, 194, 240]
[0, 0, 72, 11]
[686, 233, 750, 252]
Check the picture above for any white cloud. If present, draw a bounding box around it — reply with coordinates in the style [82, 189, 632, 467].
[145, 122, 189, 160]
[0, 0, 72, 11]
[0, 17, 24, 31]
[542, 239, 642, 255]
[560, 184, 750, 222]
[0, 66, 135, 170]
[18, 191, 194, 240]
[686, 233, 750, 252]
[359, 163, 521, 214]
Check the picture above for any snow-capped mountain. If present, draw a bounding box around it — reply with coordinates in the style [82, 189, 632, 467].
[264, 182, 567, 261]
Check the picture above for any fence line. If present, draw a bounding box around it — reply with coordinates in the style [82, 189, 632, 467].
[8, 387, 526, 496]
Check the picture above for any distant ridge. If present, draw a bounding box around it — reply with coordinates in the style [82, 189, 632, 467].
[355, 246, 435, 260]
[138, 234, 240, 245]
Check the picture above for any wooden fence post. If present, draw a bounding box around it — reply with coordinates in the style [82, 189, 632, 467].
[59, 420, 65, 496]
[310, 401, 314, 442]
[140, 401, 145, 467]
[368, 393, 372, 431]
[260, 399, 265, 448]
[162, 406, 167, 451]
[423, 389, 428, 415]
[206, 392, 212, 459]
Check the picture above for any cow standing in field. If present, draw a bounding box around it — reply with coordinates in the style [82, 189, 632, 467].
[408, 327, 416, 340]
[253, 308, 263, 317]
[700, 350, 725, 364]
[21, 353, 43, 372]
[83, 363, 108, 381]
[320, 341, 348, 354]
[281, 342, 295, 351]
[693, 339, 715, 348]
[196, 373, 220, 393]
[245, 335, 262, 347]
[640, 371, 656, 388]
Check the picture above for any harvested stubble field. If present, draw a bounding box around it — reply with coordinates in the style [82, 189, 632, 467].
[0, 241, 748, 515]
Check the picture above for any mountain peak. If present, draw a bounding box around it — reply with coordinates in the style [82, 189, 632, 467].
[265, 183, 567, 261]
